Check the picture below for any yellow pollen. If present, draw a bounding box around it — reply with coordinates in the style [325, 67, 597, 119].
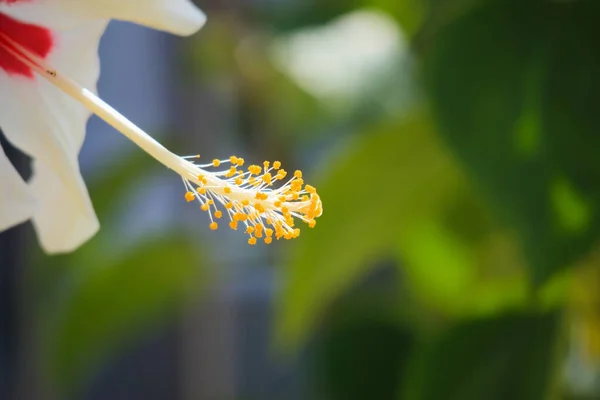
[182, 155, 322, 245]
[226, 166, 237, 177]
[262, 173, 272, 184]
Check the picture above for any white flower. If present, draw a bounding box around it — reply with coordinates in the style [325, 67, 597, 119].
[0, 0, 205, 253]
[0, 0, 321, 253]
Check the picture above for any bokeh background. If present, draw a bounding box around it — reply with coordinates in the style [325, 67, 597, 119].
[2, 0, 600, 399]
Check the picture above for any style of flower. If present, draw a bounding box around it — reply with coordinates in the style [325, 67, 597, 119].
[0, 0, 322, 253]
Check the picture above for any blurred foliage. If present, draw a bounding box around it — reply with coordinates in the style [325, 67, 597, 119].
[424, 0, 600, 285]
[269, 0, 600, 399]
[27, 149, 207, 395]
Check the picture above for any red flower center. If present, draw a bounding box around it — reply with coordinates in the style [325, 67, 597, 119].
[0, 11, 53, 78]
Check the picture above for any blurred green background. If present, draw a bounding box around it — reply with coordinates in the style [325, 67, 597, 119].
[2, 0, 600, 399]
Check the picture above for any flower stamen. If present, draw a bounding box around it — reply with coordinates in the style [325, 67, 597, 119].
[0, 32, 322, 244]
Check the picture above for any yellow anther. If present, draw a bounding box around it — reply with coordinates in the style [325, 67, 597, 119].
[279, 196, 287, 202]
[264, 237, 272, 244]
[213, 159, 221, 167]
[265, 228, 273, 237]
[185, 192, 195, 202]
[198, 175, 208, 184]
[255, 203, 265, 213]
[276, 169, 287, 180]
[208, 199, 214, 205]
[248, 237, 257, 245]
[236, 158, 244, 166]
[229, 221, 238, 230]
[201, 203, 210, 211]
[225, 202, 233, 209]
[246, 226, 255, 234]
[294, 170, 303, 178]
[224, 186, 232, 194]
[301, 195, 309, 201]
[308, 220, 316, 228]
[242, 199, 250, 206]
[273, 161, 281, 170]
[286, 217, 294, 227]
[262, 173, 272, 184]
[235, 177, 243, 185]
[274, 201, 282, 208]
[281, 206, 289, 214]
[197, 187, 207, 195]
[214, 210, 223, 219]
[263, 161, 270, 170]
[210, 222, 218, 230]
[226, 166, 237, 177]
[230, 155, 239, 164]
[305, 185, 316, 194]
[248, 165, 262, 175]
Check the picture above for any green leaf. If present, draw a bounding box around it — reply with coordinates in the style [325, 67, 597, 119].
[313, 287, 414, 400]
[423, 0, 600, 285]
[403, 311, 561, 400]
[259, 0, 426, 37]
[42, 236, 206, 393]
[275, 113, 471, 349]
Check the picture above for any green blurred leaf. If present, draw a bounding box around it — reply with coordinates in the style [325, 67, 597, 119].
[276, 112, 477, 349]
[314, 285, 413, 400]
[423, 0, 600, 285]
[403, 311, 561, 400]
[43, 236, 205, 393]
[260, 1, 426, 37]
[277, 108, 561, 349]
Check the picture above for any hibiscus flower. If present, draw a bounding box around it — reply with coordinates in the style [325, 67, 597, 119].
[0, 0, 321, 254]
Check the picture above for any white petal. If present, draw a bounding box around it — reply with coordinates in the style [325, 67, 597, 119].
[1, 0, 206, 35]
[0, 20, 107, 253]
[98, 0, 207, 36]
[0, 143, 34, 231]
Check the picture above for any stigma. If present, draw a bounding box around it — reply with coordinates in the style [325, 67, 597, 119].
[180, 155, 322, 245]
